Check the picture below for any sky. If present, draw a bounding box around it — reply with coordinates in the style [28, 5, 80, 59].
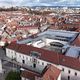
[0, 0, 80, 7]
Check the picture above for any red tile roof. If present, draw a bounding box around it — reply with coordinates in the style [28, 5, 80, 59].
[59, 54, 80, 71]
[72, 34, 80, 46]
[21, 70, 41, 80]
[7, 42, 80, 71]
[21, 65, 61, 80]
[7, 42, 59, 64]
[42, 65, 61, 80]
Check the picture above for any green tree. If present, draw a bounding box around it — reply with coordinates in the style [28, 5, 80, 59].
[5, 71, 21, 80]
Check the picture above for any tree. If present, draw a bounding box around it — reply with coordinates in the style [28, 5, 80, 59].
[5, 71, 21, 80]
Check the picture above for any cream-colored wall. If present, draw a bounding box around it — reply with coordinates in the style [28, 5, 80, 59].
[6, 48, 80, 80]
[6, 48, 14, 59]
[58, 65, 80, 80]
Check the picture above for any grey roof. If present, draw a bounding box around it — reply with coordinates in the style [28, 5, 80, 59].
[65, 46, 80, 58]
[38, 29, 78, 38]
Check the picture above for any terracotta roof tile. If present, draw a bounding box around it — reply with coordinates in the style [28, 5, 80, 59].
[21, 65, 61, 80]
[7, 42, 80, 71]
[21, 70, 40, 80]
[42, 65, 61, 80]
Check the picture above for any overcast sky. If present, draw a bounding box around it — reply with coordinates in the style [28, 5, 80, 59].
[0, 0, 80, 7]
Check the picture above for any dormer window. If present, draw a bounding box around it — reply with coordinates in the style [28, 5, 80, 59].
[30, 51, 41, 58]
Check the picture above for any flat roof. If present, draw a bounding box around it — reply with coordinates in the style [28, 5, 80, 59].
[17, 30, 79, 54]
[38, 29, 78, 38]
[17, 29, 79, 46]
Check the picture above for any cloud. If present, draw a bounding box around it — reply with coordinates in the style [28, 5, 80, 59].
[0, 0, 80, 7]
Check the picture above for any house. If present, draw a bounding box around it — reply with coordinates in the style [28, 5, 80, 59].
[6, 29, 80, 80]
[17, 29, 79, 53]
[6, 42, 80, 80]
[21, 65, 61, 80]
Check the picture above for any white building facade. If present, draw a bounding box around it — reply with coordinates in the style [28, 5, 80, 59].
[6, 45, 80, 80]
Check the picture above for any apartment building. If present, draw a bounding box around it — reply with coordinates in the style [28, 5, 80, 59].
[6, 29, 80, 80]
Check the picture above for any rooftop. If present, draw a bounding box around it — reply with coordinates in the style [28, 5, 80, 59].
[65, 46, 80, 58]
[17, 29, 79, 53]
[6, 42, 80, 71]
[37, 29, 78, 38]
[21, 64, 61, 80]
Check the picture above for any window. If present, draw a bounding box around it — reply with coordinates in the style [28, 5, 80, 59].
[68, 76, 70, 80]
[38, 61, 39, 64]
[22, 60, 25, 64]
[62, 68, 64, 71]
[26, 57, 28, 60]
[12, 56, 13, 59]
[30, 58, 32, 61]
[42, 62, 44, 65]
[68, 70, 70, 74]
[19, 55, 21, 57]
[33, 63, 36, 68]
[75, 72, 77, 76]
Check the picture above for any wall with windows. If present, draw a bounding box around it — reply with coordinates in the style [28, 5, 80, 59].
[16, 52, 25, 63]
[6, 48, 80, 80]
[16, 52, 33, 65]
[6, 48, 16, 59]
[58, 65, 80, 80]
[6, 48, 32, 64]
[36, 58, 48, 67]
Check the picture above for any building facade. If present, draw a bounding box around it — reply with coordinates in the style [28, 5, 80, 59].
[6, 42, 80, 80]
[6, 29, 80, 80]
